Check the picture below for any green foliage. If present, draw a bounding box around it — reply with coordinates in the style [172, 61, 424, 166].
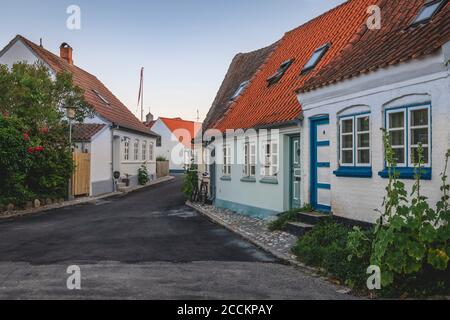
[292, 219, 372, 290]
[268, 204, 314, 231]
[156, 156, 167, 161]
[0, 62, 92, 207]
[138, 163, 150, 185]
[182, 161, 198, 200]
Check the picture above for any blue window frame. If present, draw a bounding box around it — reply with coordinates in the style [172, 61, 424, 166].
[334, 112, 372, 178]
[378, 103, 432, 180]
[411, 0, 446, 26]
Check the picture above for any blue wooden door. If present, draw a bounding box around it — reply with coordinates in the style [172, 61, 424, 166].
[310, 117, 331, 212]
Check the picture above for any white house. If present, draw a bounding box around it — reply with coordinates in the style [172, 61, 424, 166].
[205, 0, 376, 219]
[296, 0, 450, 223]
[146, 115, 201, 173]
[0, 35, 159, 196]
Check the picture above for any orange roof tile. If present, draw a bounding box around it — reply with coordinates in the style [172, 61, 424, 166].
[12, 35, 157, 137]
[300, 0, 450, 92]
[159, 117, 202, 148]
[213, 0, 376, 131]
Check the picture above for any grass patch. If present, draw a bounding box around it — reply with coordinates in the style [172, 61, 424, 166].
[268, 204, 313, 231]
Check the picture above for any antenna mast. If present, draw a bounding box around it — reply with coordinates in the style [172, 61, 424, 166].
[137, 67, 145, 121]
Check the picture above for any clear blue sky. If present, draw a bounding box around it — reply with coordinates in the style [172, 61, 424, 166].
[1, 0, 345, 121]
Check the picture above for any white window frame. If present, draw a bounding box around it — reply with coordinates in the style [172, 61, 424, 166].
[408, 105, 431, 167]
[223, 145, 231, 176]
[149, 141, 154, 161]
[355, 114, 371, 167]
[243, 140, 256, 177]
[124, 139, 130, 161]
[386, 109, 408, 167]
[263, 140, 278, 177]
[134, 139, 140, 161]
[339, 117, 355, 166]
[142, 141, 147, 161]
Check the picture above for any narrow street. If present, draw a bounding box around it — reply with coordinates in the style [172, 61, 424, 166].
[0, 176, 356, 299]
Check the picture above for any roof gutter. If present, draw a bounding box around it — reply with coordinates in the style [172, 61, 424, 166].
[112, 124, 160, 138]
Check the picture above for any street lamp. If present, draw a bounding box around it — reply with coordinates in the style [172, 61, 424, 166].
[65, 105, 76, 200]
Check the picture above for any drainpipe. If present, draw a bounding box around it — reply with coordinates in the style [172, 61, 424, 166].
[111, 124, 119, 192]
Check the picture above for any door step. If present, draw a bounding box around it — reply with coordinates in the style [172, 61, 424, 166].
[285, 221, 314, 237]
[296, 211, 328, 225]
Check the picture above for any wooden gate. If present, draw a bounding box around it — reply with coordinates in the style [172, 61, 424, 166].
[72, 153, 91, 196]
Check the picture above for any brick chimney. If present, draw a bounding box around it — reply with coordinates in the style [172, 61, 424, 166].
[60, 42, 73, 65]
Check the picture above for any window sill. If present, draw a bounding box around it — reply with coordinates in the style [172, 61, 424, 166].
[378, 167, 432, 180]
[334, 167, 373, 178]
[260, 177, 279, 185]
[220, 176, 232, 181]
[241, 176, 256, 183]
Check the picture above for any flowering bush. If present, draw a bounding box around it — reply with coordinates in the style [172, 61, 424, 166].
[0, 62, 92, 208]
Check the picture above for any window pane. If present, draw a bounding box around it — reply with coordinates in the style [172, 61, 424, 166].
[357, 116, 369, 132]
[393, 148, 405, 164]
[389, 112, 404, 128]
[358, 150, 370, 164]
[390, 130, 404, 146]
[411, 109, 428, 126]
[358, 133, 370, 148]
[342, 135, 353, 148]
[411, 128, 428, 145]
[414, 2, 442, 23]
[411, 147, 429, 164]
[342, 119, 353, 133]
[342, 150, 353, 164]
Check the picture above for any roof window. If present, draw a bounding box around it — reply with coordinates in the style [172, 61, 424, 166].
[411, 0, 446, 26]
[267, 59, 294, 86]
[230, 80, 250, 101]
[301, 43, 330, 74]
[92, 89, 110, 106]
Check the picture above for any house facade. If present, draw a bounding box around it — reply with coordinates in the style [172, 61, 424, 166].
[0, 35, 159, 196]
[296, 0, 450, 223]
[206, 0, 375, 219]
[147, 116, 201, 173]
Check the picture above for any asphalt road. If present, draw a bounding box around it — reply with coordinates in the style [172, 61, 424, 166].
[0, 176, 356, 299]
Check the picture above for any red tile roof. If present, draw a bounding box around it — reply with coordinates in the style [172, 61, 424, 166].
[300, 0, 450, 93]
[158, 117, 202, 148]
[13, 35, 158, 137]
[72, 123, 106, 142]
[213, 0, 376, 131]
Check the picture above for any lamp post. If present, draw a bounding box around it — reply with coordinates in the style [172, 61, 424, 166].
[66, 106, 76, 200]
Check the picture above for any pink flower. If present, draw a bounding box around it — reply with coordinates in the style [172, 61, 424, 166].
[27, 147, 34, 154]
[34, 146, 44, 152]
[39, 127, 49, 134]
[23, 133, 30, 141]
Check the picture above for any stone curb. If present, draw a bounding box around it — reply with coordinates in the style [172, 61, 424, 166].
[0, 176, 175, 220]
[186, 201, 331, 279]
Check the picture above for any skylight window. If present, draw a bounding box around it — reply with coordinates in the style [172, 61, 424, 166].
[301, 43, 330, 74]
[267, 59, 294, 86]
[92, 89, 110, 106]
[230, 80, 250, 101]
[411, 0, 446, 26]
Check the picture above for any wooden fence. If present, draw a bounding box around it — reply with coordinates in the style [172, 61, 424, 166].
[72, 152, 91, 196]
[156, 160, 169, 178]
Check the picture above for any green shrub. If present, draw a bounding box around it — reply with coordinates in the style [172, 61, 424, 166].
[268, 204, 313, 231]
[156, 156, 167, 161]
[182, 162, 198, 200]
[292, 219, 372, 290]
[138, 163, 150, 185]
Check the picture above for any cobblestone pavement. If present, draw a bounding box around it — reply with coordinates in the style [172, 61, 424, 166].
[187, 202, 301, 264]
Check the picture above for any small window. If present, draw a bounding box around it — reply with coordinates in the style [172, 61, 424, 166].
[243, 140, 256, 177]
[156, 136, 162, 147]
[142, 141, 147, 161]
[411, 0, 446, 26]
[231, 81, 250, 101]
[267, 59, 294, 86]
[149, 142, 154, 161]
[301, 44, 330, 74]
[223, 145, 232, 176]
[339, 114, 371, 167]
[124, 139, 130, 161]
[92, 89, 110, 106]
[263, 141, 278, 177]
[134, 139, 139, 161]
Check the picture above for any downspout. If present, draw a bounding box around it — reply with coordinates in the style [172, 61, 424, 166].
[111, 123, 119, 192]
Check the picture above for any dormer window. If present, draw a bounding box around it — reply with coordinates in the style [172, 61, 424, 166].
[230, 80, 250, 101]
[301, 43, 330, 74]
[267, 59, 294, 86]
[92, 89, 110, 106]
[411, 0, 446, 26]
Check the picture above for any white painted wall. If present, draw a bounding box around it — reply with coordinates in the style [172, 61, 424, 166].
[298, 49, 450, 223]
[90, 127, 112, 185]
[212, 126, 300, 216]
[0, 39, 40, 68]
[150, 119, 191, 172]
